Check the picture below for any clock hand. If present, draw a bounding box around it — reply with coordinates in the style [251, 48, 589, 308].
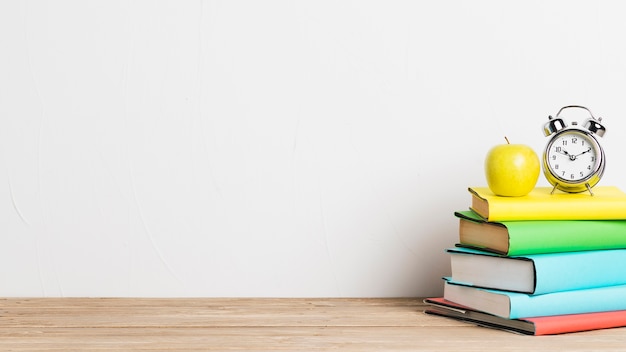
[557, 149, 576, 161]
[574, 147, 592, 158]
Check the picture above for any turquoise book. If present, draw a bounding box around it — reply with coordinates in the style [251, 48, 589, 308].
[447, 247, 626, 295]
[443, 280, 626, 319]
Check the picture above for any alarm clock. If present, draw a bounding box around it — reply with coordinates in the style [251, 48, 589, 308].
[542, 105, 606, 195]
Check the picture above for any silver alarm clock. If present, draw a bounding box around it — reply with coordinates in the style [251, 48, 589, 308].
[542, 105, 606, 195]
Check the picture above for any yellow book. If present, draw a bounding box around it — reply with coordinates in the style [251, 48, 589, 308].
[469, 186, 626, 221]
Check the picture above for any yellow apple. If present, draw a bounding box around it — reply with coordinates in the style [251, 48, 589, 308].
[484, 137, 540, 197]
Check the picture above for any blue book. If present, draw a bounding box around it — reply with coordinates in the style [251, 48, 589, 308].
[447, 247, 626, 295]
[443, 280, 626, 319]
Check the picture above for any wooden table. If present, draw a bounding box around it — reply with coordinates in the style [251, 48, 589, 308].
[0, 298, 625, 351]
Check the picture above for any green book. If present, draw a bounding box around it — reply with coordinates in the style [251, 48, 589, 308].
[456, 210, 626, 256]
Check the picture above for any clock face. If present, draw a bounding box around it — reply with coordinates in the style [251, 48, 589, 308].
[545, 131, 600, 183]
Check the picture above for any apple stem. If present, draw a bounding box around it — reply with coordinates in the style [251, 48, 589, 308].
[504, 136, 510, 144]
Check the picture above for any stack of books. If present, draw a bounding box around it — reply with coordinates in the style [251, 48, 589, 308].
[425, 185, 626, 335]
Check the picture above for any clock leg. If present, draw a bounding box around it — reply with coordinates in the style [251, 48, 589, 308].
[585, 183, 594, 196]
[550, 183, 559, 195]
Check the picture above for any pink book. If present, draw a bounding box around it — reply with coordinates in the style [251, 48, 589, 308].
[424, 297, 626, 335]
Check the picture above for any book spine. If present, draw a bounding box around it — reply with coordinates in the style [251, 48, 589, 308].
[507, 220, 626, 255]
[529, 311, 626, 335]
[533, 250, 626, 294]
[509, 284, 626, 319]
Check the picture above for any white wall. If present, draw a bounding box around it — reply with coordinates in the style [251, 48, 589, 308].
[2, 0, 626, 297]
